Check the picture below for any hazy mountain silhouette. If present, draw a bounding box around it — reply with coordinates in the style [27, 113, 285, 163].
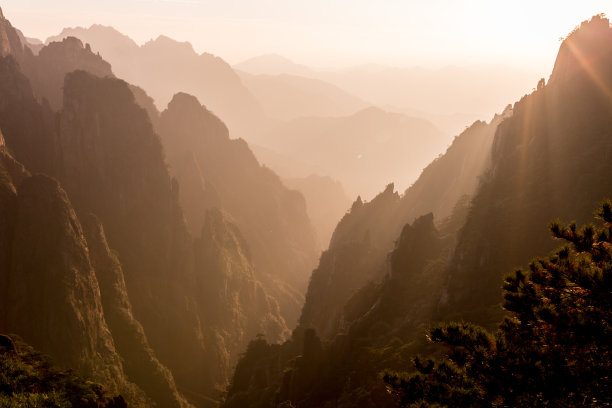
[48, 25, 269, 140]
[0, 11, 307, 406]
[222, 15, 612, 408]
[155, 91, 319, 326]
[238, 71, 369, 121]
[234, 52, 539, 123]
[234, 53, 316, 77]
[256, 106, 449, 199]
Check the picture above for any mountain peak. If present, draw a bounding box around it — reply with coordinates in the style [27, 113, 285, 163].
[550, 14, 612, 84]
[167, 92, 204, 115]
[143, 35, 196, 56]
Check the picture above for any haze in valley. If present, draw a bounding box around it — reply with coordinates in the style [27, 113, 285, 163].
[0, 2, 611, 407]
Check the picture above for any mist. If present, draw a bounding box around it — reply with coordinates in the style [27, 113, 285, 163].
[0, 3, 610, 408]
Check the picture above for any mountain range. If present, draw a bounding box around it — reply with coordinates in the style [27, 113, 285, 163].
[0, 7, 610, 408]
[222, 14, 612, 408]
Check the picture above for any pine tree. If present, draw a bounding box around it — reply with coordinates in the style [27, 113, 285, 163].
[383, 201, 612, 407]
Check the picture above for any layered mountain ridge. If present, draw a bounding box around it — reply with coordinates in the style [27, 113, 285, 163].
[0, 10, 318, 407]
[222, 14, 612, 408]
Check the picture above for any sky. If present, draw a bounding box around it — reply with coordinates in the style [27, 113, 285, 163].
[2, 0, 611, 73]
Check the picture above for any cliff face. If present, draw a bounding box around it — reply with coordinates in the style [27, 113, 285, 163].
[0, 173, 147, 405]
[56, 71, 213, 396]
[21, 36, 114, 110]
[0, 56, 57, 174]
[297, 109, 506, 340]
[443, 15, 612, 321]
[223, 16, 612, 408]
[82, 214, 191, 408]
[0, 10, 316, 406]
[194, 209, 289, 380]
[0, 10, 25, 59]
[158, 93, 318, 327]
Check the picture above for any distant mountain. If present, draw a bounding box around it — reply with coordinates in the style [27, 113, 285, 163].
[316, 63, 539, 121]
[235, 53, 538, 125]
[237, 71, 368, 121]
[234, 53, 315, 77]
[0, 11, 313, 407]
[47, 25, 269, 140]
[257, 106, 449, 199]
[155, 92, 319, 325]
[223, 15, 612, 408]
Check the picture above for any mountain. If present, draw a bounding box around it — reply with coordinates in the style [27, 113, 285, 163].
[316, 63, 539, 122]
[256, 106, 449, 199]
[222, 15, 612, 408]
[222, 92, 508, 408]
[47, 26, 269, 140]
[234, 53, 316, 77]
[82, 213, 191, 408]
[442, 14, 612, 322]
[156, 92, 319, 326]
[21, 36, 114, 109]
[0, 11, 307, 405]
[0, 153, 148, 405]
[237, 72, 368, 121]
[235, 53, 537, 126]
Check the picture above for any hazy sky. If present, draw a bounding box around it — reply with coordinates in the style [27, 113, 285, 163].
[3, 0, 611, 73]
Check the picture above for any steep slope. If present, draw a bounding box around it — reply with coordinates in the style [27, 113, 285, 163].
[0, 8, 25, 59]
[298, 110, 507, 339]
[194, 209, 290, 380]
[56, 70, 215, 399]
[157, 93, 318, 326]
[443, 14, 612, 322]
[0, 172, 147, 406]
[223, 15, 612, 408]
[257, 107, 449, 199]
[238, 72, 368, 121]
[82, 214, 191, 408]
[0, 55, 56, 174]
[0, 10, 313, 405]
[1, 12, 114, 112]
[21, 36, 114, 109]
[56, 70, 297, 403]
[48, 26, 269, 140]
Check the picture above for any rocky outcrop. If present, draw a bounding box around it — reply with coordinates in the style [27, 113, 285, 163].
[56, 71, 212, 398]
[82, 214, 192, 408]
[158, 92, 318, 327]
[0, 174, 147, 405]
[0, 56, 57, 174]
[194, 209, 289, 380]
[444, 15, 612, 320]
[0, 10, 25, 59]
[21, 36, 114, 109]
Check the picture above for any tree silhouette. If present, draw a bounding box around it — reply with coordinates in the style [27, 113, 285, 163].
[384, 200, 612, 407]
